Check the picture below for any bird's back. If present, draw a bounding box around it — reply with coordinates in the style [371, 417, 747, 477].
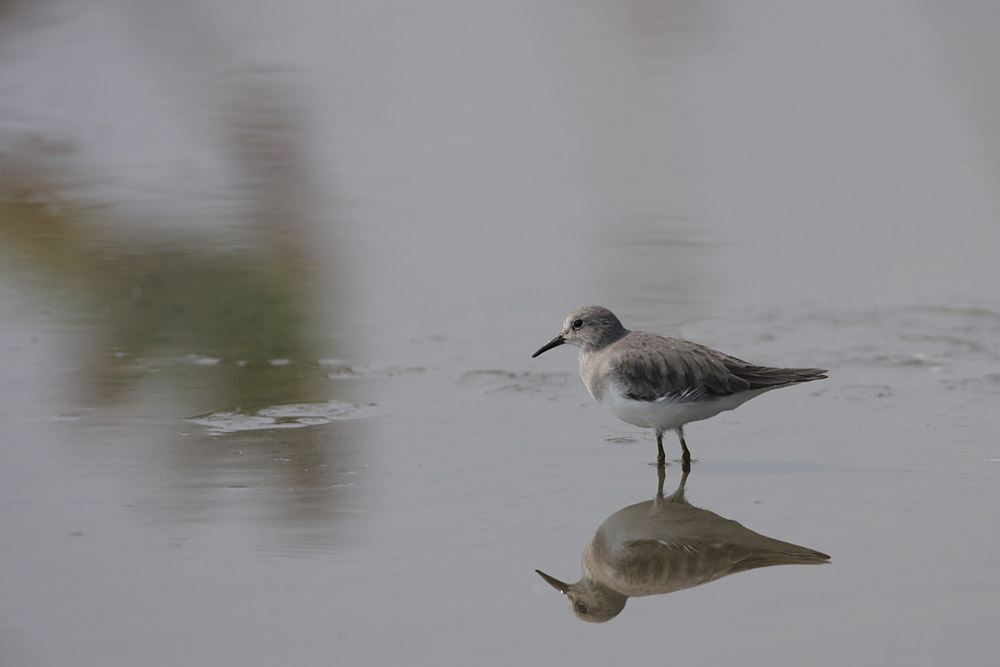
[601, 332, 827, 402]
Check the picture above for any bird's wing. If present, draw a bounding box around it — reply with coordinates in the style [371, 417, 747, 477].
[615, 334, 827, 401]
[614, 334, 751, 401]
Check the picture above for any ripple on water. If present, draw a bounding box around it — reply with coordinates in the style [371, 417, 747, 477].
[458, 369, 571, 394]
[187, 400, 377, 435]
[318, 359, 429, 379]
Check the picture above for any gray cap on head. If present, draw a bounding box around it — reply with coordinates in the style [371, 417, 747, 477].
[535, 569, 628, 623]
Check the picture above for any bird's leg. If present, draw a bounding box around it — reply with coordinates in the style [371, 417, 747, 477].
[656, 462, 666, 499]
[677, 426, 691, 473]
[655, 429, 666, 467]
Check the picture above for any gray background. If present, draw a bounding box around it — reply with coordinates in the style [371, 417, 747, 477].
[1, 1, 998, 665]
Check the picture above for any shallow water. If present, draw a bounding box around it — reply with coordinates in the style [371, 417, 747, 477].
[1, 2, 998, 666]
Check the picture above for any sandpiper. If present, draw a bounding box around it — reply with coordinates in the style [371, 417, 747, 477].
[531, 306, 827, 465]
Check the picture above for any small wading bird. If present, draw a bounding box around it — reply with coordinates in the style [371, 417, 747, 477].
[532, 306, 827, 466]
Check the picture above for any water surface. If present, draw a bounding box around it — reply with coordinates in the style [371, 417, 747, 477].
[1, 2, 998, 666]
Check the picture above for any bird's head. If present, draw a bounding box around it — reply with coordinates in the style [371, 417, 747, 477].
[535, 569, 628, 623]
[531, 306, 628, 357]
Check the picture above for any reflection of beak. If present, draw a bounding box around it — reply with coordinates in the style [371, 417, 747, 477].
[531, 334, 565, 358]
[535, 569, 570, 594]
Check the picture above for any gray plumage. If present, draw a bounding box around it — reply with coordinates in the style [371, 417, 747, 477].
[532, 306, 827, 464]
[606, 331, 827, 401]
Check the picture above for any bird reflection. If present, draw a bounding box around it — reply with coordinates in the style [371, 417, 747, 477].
[536, 468, 829, 622]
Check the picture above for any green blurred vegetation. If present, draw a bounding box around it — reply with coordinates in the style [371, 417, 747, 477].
[0, 198, 336, 411]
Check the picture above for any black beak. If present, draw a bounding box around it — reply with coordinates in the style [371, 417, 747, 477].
[535, 569, 571, 594]
[531, 334, 565, 358]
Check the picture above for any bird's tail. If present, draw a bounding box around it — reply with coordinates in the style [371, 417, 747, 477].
[727, 365, 828, 391]
[727, 547, 831, 574]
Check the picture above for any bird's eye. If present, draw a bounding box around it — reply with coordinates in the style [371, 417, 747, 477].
[575, 601, 589, 615]
[572, 318, 584, 330]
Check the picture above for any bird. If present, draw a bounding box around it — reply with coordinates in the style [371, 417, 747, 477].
[531, 305, 827, 465]
[535, 468, 830, 622]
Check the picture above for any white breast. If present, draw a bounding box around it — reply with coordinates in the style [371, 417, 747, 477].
[597, 383, 772, 432]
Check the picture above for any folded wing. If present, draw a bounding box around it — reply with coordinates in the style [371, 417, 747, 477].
[616, 333, 827, 402]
